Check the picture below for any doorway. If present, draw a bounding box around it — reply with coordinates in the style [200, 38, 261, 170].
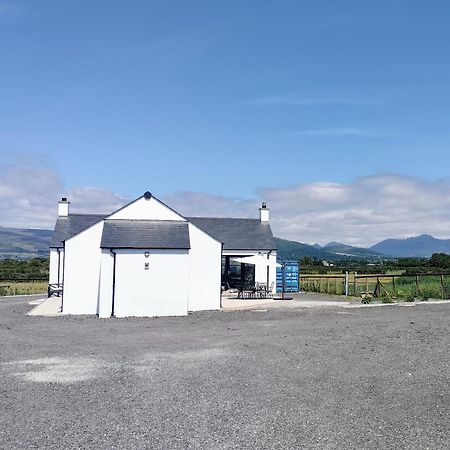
[222, 256, 255, 290]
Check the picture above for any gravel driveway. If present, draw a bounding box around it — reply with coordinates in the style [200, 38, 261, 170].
[0, 295, 449, 449]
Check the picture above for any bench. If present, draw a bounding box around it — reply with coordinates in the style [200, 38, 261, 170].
[48, 283, 63, 297]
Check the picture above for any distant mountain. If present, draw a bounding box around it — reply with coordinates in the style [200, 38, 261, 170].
[0, 226, 52, 259]
[278, 234, 450, 260]
[274, 238, 384, 261]
[323, 241, 341, 248]
[322, 242, 384, 259]
[370, 234, 450, 258]
[1, 225, 449, 261]
[274, 238, 328, 261]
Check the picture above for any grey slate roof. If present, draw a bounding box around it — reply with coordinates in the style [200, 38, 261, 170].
[100, 220, 190, 249]
[187, 217, 277, 251]
[50, 209, 275, 252]
[50, 214, 106, 248]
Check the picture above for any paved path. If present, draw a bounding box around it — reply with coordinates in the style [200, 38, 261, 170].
[27, 296, 61, 316]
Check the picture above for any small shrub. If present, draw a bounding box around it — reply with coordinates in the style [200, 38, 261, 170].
[381, 296, 394, 303]
[405, 293, 415, 302]
[420, 287, 440, 301]
[361, 292, 372, 304]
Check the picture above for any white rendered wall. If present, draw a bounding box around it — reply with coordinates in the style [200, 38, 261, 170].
[113, 249, 189, 318]
[255, 252, 277, 292]
[187, 224, 222, 312]
[255, 254, 267, 285]
[268, 251, 277, 292]
[49, 249, 65, 285]
[59, 250, 65, 285]
[62, 221, 104, 315]
[109, 196, 185, 221]
[49, 249, 59, 284]
[98, 249, 114, 318]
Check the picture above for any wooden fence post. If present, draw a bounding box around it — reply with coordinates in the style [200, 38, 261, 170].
[345, 272, 349, 296]
[354, 272, 357, 297]
[392, 276, 396, 298]
[441, 274, 445, 299]
[416, 275, 420, 295]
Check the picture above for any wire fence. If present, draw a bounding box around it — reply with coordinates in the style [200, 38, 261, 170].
[300, 273, 450, 300]
[299, 275, 347, 296]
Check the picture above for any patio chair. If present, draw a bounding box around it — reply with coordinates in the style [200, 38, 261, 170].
[256, 282, 267, 299]
[243, 280, 256, 299]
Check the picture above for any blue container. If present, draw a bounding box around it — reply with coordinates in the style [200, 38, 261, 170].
[276, 261, 299, 293]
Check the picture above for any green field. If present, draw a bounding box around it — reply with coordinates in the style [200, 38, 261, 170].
[300, 273, 450, 301]
[0, 281, 47, 297]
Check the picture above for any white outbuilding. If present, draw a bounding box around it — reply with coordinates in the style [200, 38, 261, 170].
[49, 191, 277, 318]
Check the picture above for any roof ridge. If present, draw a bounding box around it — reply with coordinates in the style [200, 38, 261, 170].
[187, 216, 259, 221]
[68, 213, 106, 217]
[104, 219, 187, 223]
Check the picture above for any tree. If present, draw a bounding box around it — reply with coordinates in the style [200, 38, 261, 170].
[430, 253, 450, 269]
[300, 256, 314, 266]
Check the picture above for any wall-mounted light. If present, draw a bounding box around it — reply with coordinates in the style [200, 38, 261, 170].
[144, 251, 150, 258]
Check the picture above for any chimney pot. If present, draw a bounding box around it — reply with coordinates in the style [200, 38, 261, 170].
[259, 202, 270, 222]
[58, 198, 70, 217]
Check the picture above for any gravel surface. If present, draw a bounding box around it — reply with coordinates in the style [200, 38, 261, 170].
[1, 295, 449, 449]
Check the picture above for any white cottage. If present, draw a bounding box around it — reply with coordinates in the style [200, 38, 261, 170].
[49, 191, 277, 318]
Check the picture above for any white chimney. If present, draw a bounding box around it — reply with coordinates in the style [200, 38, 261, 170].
[259, 202, 269, 222]
[58, 197, 70, 217]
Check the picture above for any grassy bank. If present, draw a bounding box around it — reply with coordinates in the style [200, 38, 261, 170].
[0, 281, 47, 296]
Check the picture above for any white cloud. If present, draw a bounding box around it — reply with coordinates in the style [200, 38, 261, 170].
[0, 163, 128, 229]
[259, 174, 450, 246]
[164, 175, 450, 247]
[2, 164, 450, 247]
[67, 187, 129, 215]
[161, 191, 257, 219]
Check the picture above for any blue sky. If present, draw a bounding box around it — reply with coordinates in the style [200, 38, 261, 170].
[1, 1, 450, 244]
